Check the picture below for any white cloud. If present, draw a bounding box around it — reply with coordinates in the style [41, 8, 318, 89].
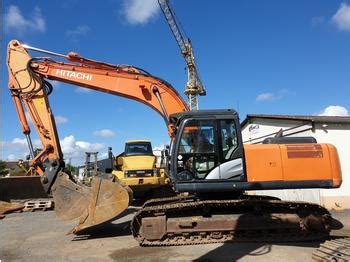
[11, 137, 28, 147]
[2, 135, 105, 165]
[7, 154, 16, 161]
[256, 89, 291, 102]
[122, 0, 159, 25]
[25, 111, 67, 125]
[153, 143, 169, 151]
[1, 137, 41, 161]
[55, 116, 68, 124]
[4, 5, 46, 35]
[8, 138, 41, 149]
[319, 105, 349, 116]
[256, 92, 275, 102]
[93, 129, 116, 138]
[332, 3, 350, 31]
[60, 135, 105, 164]
[99, 152, 109, 159]
[66, 25, 90, 41]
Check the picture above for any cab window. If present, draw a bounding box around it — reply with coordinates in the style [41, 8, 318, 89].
[220, 119, 238, 160]
[179, 121, 215, 153]
[177, 119, 217, 179]
[124, 142, 153, 156]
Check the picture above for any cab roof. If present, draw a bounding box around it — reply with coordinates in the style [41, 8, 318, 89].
[126, 140, 151, 143]
[169, 109, 239, 124]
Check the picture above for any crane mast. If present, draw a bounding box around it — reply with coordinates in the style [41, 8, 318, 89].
[158, 0, 206, 110]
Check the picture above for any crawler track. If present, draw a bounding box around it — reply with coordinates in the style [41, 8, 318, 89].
[131, 196, 332, 246]
[313, 238, 350, 261]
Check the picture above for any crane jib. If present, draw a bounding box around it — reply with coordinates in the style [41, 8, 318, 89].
[158, 0, 206, 110]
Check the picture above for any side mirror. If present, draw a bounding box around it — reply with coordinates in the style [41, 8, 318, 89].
[163, 149, 169, 157]
[160, 149, 170, 169]
[108, 147, 113, 159]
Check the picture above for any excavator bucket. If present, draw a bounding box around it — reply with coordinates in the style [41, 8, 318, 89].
[52, 172, 130, 233]
[0, 176, 49, 201]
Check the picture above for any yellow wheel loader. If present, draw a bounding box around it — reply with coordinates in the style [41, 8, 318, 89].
[112, 140, 169, 197]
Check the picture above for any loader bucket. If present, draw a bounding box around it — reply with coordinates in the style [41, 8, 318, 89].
[51, 172, 130, 234]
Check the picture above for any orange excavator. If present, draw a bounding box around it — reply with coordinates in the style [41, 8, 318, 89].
[6, 40, 342, 245]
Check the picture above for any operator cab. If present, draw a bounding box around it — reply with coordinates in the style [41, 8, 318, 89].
[170, 109, 246, 192]
[124, 140, 154, 156]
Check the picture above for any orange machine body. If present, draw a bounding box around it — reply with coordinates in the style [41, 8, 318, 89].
[244, 143, 342, 188]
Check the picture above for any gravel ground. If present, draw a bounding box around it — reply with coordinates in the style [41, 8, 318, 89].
[1, 207, 349, 262]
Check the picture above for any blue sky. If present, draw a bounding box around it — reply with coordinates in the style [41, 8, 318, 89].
[2, 0, 350, 165]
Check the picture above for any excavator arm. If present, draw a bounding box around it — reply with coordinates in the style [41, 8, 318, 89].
[7, 40, 188, 187]
[6, 39, 188, 233]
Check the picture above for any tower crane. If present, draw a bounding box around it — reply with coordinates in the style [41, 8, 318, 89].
[158, 0, 206, 110]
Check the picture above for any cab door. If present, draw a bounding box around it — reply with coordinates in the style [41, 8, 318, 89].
[175, 118, 219, 180]
[214, 119, 244, 181]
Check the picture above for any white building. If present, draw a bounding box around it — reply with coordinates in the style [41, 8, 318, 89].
[241, 114, 350, 210]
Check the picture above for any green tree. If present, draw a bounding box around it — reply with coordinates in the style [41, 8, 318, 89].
[9, 166, 26, 176]
[0, 160, 9, 177]
[66, 163, 77, 174]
